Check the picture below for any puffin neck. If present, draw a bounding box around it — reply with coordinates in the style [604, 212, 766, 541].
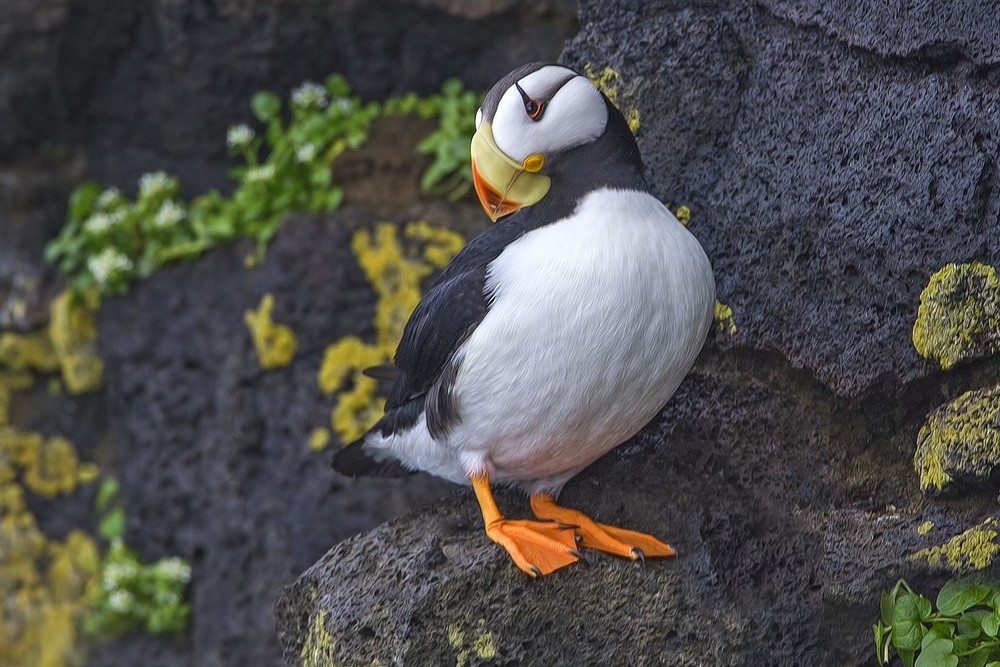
[518, 99, 648, 231]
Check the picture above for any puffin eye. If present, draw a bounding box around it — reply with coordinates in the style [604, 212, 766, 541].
[516, 82, 545, 122]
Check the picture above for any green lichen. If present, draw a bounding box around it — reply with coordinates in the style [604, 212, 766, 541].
[244, 293, 298, 370]
[318, 222, 464, 445]
[912, 262, 1000, 369]
[910, 517, 1000, 571]
[300, 610, 337, 667]
[913, 384, 1000, 493]
[714, 300, 737, 337]
[584, 64, 641, 133]
[917, 520, 935, 536]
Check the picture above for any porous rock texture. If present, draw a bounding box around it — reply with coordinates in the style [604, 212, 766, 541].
[276, 0, 1000, 665]
[92, 203, 485, 666]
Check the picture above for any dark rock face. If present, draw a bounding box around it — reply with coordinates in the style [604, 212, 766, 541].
[94, 204, 489, 666]
[275, 0, 1000, 665]
[562, 0, 1000, 397]
[0, 0, 576, 189]
[276, 350, 996, 665]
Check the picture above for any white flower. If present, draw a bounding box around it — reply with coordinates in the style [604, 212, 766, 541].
[155, 557, 191, 583]
[96, 187, 124, 211]
[87, 248, 133, 285]
[84, 213, 116, 235]
[291, 82, 328, 109]
[138, 171, 175, 199]
[226, 123, 255, 149]
[295, 143, 317, 163]
[153, 200, 185, 228]
[107, 589, 135, 612]
[331, 97, 352, 113]
[245, 164, 275, 183]
[102, 561, 138, 589]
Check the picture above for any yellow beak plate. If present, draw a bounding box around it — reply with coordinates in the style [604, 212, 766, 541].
[470, 122, 551, 221]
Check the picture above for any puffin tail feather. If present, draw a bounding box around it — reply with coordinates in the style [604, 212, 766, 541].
[331, 432, 412, 478]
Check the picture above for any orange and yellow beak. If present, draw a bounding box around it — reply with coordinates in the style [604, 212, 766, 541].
[470, 122, 550, 222]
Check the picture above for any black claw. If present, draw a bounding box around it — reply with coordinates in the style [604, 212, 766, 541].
[528, 564, 542, 578]
[556, 522, 579, 530]
[631, 547, 646, 564]
[569, 548, 585, 560]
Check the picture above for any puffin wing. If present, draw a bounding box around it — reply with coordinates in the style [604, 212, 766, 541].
[332, 217, 525, 476]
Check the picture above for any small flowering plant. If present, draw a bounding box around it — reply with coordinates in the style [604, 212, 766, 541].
[82, 479, 192, 636]
[46, 74, 481, 294]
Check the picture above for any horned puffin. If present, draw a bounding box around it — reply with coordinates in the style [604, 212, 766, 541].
[333, 63, 716, 576]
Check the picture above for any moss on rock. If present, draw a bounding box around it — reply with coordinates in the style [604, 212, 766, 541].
[912, 262, 1000, 369]
[913, 384, 1000, 494]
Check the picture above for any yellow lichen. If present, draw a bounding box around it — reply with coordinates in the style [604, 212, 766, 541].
[0, 428, 97, 500]
[308, 427, 331, 452]
[448, 618, 497, 666]
[244, 293, 298, 370]
[674, 205, 691, 227]
[318, 222, 465, 446]
[912, 262, 1000, 369]
[300, 609, 336, 667]
[330, 375, 386, 444]
[910, 517, 1000, 571]
[917, 520, 935, 536]
[0, 291, 101, 667]
[714, 300, 737, 337]
[0, 482, 99, 667]
[584, 64, 641, 133]
[48, 288, 104, 394]
[405, 221, 467, 269]
[913, 384, 1000, 493]
[0, 331, 59, 373]
[472, 619, 496, 660]
[0, 372, 32, 427]
[318, 337, 386, 395]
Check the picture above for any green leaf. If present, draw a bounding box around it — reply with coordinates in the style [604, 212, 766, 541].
[251, 91, 281, 122]
[99, 507, 125, 540]
[324, 73, 350, 98]
[914, 636, 957, 667]
[901, 648, 917, 667]
[968, 651, 990, 667]
[68, 182, 103, 221]
[938, 579, 992, 615]
[874, 623, 886, 666]
[95, 478, 119, 513]
[983, 609, 1000, 637]
[958, 610, 985, 639]
[894, 593, 932, 650]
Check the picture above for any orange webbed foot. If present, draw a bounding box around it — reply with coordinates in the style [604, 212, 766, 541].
[484, 518, 581, 576]
[530, 494, 676, 561]
[470, 473, 581, 576]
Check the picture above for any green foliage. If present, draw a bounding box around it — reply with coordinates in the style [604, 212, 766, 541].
[875, 578, 1000, 667]
[45, 76, 482, 294]
[82, 478, 192, 637]
[408, 78, 482, 200]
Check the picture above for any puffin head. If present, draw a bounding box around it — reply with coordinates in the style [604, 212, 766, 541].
[471, 63, 638, 222]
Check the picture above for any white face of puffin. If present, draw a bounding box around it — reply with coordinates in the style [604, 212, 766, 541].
[470, 65, 609, 221]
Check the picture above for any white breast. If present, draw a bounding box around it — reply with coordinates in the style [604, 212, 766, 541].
[446, 188, 716, 485]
